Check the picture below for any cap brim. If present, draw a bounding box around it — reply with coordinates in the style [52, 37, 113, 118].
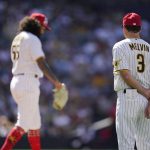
[43, 25, 51, 31]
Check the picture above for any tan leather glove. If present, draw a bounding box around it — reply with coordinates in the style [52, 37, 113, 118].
[52, 83, 69, 110]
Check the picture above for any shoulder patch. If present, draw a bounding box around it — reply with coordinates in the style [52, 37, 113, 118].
[113, 59, 121, 68]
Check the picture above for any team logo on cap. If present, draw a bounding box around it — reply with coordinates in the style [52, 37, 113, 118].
[133, 23, 136, 25]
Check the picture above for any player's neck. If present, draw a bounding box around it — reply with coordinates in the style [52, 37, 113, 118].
[125, 33, 140, 39]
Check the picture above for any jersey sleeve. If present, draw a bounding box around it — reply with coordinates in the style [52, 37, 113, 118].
[30, 36, 45, 61]
[113, 44, 129, 71]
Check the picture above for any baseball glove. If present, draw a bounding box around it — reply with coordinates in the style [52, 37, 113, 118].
[52, 83, 69, 110]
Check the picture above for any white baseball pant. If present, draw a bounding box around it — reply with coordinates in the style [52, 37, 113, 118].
[10, 74, 41, 132]
[116, 89, 150, 150]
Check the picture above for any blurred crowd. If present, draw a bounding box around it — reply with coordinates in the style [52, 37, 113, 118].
[0, 0, 150, 148]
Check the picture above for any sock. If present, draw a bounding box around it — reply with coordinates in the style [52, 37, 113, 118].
[1, 126, 25, 150]
[27, 129, 41, 150]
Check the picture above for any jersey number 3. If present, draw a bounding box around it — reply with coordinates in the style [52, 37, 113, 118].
[137, 54, 145, 73]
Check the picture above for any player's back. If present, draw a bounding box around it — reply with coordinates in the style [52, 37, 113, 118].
[114, 38, 150, 89]
[11, 31, 44, 77]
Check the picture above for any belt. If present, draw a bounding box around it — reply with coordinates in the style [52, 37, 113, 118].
[123, 88, 135, 94]
[123, 89, 126, 94]
[14, 73, 38, 78]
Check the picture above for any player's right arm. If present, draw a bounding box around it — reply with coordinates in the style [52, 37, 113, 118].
[120, 69, 150, 100]
[36, 57, 62, 89]
[121, 70, 150, 119]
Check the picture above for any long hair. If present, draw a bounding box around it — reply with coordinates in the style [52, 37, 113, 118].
[19, 16, 42, 37]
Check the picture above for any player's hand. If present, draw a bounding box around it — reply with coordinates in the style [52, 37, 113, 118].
[52, 83, 69, 110]
[144, 101, 150, 119]
[54, 81, 62, 90]
[143, 89, 150, 100]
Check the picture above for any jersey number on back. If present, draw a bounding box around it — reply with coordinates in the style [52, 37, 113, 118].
[12, 46, 19, 60]
[137, 54, 145, 73]
[11, 36, 23, 61]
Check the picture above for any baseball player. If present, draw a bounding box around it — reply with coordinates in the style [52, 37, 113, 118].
[113, 12, 150, 150]
[1, 13, 66, 150]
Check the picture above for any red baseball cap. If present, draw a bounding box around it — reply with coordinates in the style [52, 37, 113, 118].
[123, 12, 141, 27]
[30, 13, 51, 31]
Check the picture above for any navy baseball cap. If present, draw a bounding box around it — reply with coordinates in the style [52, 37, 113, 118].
[30, 13, 51, 31]
[123, 12, 141, 27]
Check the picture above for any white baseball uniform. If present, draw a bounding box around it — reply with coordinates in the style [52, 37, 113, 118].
[10, 31, 45, 132]
[113, 38, 150, 150]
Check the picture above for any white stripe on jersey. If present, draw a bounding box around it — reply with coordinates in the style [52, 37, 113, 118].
[113, 38, 150, 91]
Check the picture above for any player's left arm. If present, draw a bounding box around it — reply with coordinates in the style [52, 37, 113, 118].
[30, 36, 61, 89]
[36, 56, 62, 89]
[113, 45, 129, 73]
[36, 56, 69, 110]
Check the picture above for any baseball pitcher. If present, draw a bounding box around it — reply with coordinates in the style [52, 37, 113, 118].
[1, 13, 68, 150]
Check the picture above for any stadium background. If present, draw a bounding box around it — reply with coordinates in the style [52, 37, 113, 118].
[0, 0, 150, 149]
